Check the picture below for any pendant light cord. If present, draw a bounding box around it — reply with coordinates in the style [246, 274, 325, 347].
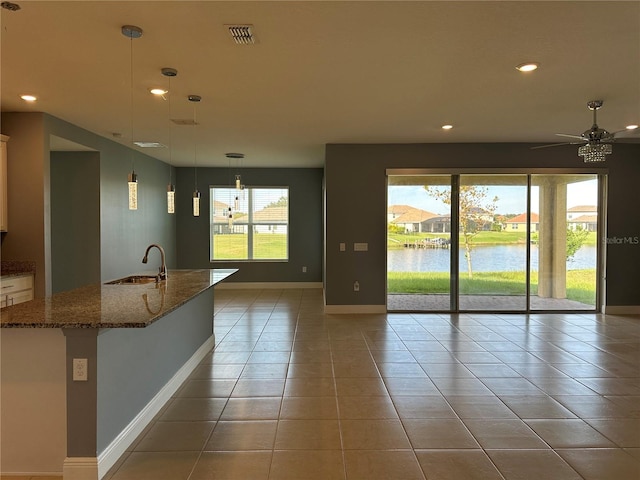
[129, 34, 135, 172]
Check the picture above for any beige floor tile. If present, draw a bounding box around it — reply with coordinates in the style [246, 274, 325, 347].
[415, 449, 504, 480]
[340, 419, 411, 449]
[624, 448, 640, 460]
[430, 377, 494, 396]
[332, 361, 381, 378]
[108, 452, 199, 480]
[338, 396, 398, 419]
[335, 377, 388, 396]
[286, 362, 334, 378]
[463, 419, 548, 449]
[190, 363, 244, 379]
[221, 397, 282, 420]
[289, 350, 333, 363]
[241, 363, 289, 378]
[274, 419, 342, 450]
[159, 397, 226, 421]
[231, 378, 286, 397]
[247, 351, 291, 364]
[446, 395, 517, 419]
[584, 418, 640, 447]
[269, 450, 346, 480]
[383, 377, 439, 396]
[499, 395, 577, 419]
[344, 450, 425, 480]
[284, 377, 336, 396]
[133, 421, 214, 451]
[205, 420, 277, 450]
[175, 379, 236, 398]
[525, 419, 616, 448]
[280, 396, 339, 419]
[557, 448, 640, 480]
[190, 451, 272, 480]
[391, 395, 458, 419]
[419, 362, 474, 378]
[377, 362, 428, 378]
[403, 419, 480, 449]
[487, 450, 582, 480]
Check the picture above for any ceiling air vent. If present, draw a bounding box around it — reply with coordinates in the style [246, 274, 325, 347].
[171, 119, 199, 126]
[226, 24, 255, 45]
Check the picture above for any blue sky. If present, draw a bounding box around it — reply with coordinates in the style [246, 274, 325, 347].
[388, 179, 598, 216]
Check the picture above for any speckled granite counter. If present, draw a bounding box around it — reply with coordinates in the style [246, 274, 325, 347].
[0, 269, 237, 328]
[1, 260, 36, 277]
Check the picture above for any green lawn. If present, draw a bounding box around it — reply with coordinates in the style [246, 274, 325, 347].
[212, 233, 287, 260]
[387, 269, 596, 305]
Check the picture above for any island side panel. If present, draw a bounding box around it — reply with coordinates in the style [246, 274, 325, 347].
[0, 328, 66, 475]
[96, 288, 215, 454]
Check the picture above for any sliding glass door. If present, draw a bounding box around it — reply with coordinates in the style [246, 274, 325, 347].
[387, 172, 602, 312]
[458, 175, 529, 311]
[387, 175, 452, 311]
[530, 174, 599, 311]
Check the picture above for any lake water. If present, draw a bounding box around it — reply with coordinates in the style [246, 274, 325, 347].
[388, 244, 597, 272]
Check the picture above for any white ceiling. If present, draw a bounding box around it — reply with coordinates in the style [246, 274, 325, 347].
[2, 1, 639, 168]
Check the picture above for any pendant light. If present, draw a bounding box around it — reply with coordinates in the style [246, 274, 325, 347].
[226, 152, 244, 225]
[122, 25, 143, 210]
[189, 95, 201, 217]
[161, 67, 178, 213]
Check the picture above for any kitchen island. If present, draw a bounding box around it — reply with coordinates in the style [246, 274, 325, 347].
[0, 268, 237, 479]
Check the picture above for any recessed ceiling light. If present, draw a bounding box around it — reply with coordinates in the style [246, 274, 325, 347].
[625, 124, 639, 130]
[441, 125, 453, 130]
[515, 62, 539, 72]
[20, 94, 37, 102]
[150, 88, 168, 96]
[134, 141, 167, 148]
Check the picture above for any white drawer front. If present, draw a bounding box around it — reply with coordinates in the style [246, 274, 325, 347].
[0, 274, 34, 293]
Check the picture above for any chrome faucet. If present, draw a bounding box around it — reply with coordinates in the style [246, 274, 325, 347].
[142, 244, 167, 281]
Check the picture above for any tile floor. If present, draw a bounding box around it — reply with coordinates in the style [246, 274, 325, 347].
[101, 288, 640, 480]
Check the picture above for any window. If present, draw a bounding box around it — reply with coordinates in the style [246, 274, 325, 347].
[210, 186, 289, 261]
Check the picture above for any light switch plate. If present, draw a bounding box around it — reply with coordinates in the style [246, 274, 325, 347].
[354, 242, 368, 252]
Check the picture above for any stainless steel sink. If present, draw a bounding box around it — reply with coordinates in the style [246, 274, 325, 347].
[105, 275, 158, 285]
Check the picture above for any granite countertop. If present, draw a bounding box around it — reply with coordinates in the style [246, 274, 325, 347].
[1, 261, 36, 277]
[0, 269, 237, 329]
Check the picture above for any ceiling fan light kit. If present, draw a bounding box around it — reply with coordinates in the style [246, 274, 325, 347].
[533, 99, 634, 163]
[578, 143, 611, 163]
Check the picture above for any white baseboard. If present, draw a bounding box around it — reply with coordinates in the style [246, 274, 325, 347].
[603, 305, 640, 315]
[215, 282, 322, 290]
[96, 334, 216, 479]
[324, 304, 387, 314]
[63, 457, 98, 480]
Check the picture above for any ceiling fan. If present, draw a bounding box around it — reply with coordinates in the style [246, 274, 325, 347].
[532, 100, 637, 162]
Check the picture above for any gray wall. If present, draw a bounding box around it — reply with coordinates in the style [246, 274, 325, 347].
[51, 152, 101, 293]
[96, 288, 214, 453]
[324, 143, 640, 308]
[1, 112, 177, 293]
[175, 167, 323, 283]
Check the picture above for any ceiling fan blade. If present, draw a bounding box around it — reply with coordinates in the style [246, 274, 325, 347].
[531, 142, 580, 150]
[555, 133, 585, 140]
[613, 128, 640, 138]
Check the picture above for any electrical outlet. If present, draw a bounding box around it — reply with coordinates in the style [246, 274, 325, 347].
[302, 266, 307, 273]
[73, 358, 88, 381]
[354, 281, 360, 292]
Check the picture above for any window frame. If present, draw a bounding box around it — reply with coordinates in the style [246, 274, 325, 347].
[209, 185, 289, 262]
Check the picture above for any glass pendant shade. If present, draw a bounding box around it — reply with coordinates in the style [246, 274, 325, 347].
[235, 175, 242, 190]
[128, 171, 138, 210]
[578, 143, 612, 163]
[193, 190, 200, 217]
[167, 184, 175, 214]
